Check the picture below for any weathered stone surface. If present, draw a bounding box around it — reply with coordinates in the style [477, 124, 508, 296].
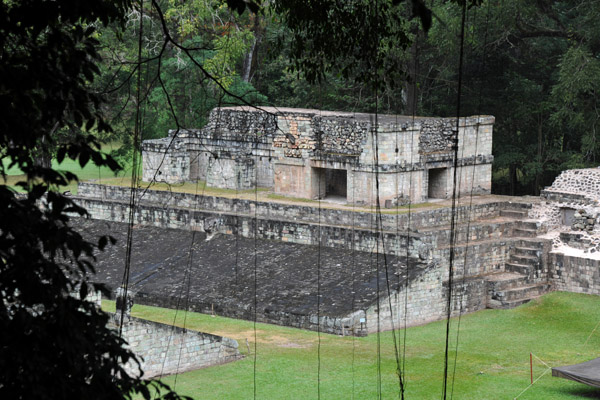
[112, 315, 240, 378]
[142, 107, 494, 205]
[78, 218, 426, 336]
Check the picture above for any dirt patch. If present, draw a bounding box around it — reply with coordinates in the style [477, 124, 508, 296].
[205, 330, 314, 348]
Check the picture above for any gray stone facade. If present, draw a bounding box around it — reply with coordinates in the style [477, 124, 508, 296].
[142, 107, 494, 205]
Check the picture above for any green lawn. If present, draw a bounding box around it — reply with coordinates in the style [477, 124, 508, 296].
[2, 143, 131, 194]
[104, 292, 600, 399]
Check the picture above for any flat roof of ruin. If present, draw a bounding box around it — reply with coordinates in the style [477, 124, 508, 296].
[217, 106, 494, 125]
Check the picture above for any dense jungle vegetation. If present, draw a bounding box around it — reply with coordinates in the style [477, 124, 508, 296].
[93, 0, 600, 196]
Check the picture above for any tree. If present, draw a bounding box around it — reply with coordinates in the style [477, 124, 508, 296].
[0, 0, 188, 398]
[415, 0, 600, 195]
[96, 0, 266, 165]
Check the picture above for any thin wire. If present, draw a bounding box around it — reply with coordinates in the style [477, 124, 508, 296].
[450, 3, 491, 398]
[119, 0, 145, 337]
[513, 354, 553, 400]
[155, 125, 214, 388]
[441, 1, 467, 399]
[584, 319, 600, 345]
[316, 98, 323, 400]
[253, 120, 259, 400]
[372, 2, 382, 398]
[401, 18, 421, 393]
[351, 170, 357, 399]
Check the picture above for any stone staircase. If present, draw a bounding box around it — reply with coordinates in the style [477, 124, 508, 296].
[485, 205, 552, 309]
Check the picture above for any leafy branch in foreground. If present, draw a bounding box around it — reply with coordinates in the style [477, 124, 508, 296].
[0, 0, 189, 398]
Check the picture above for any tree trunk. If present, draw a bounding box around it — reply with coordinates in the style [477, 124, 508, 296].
[404, 27, 419, 115]
[241, 14, 262, 83]
[509, 164, 517, 196]
[34, 135, 52, 169]
[242, 39, 256, 82]
[534, 115, 543, 195]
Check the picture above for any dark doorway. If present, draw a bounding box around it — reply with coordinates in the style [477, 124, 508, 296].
[428, 168, 447, 199]
[326, 169, 347, 198]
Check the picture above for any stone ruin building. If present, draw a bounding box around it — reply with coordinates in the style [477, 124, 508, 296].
[71, 108, 600, 339]
[142, 107, 495, 205]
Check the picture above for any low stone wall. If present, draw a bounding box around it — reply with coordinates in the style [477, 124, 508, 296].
[77, 182, 509, 230]
[112, 315, 240, 378]
[550, 253, 600, 295]
[422, 221, 514, 249]
[75, 195, 431, 258]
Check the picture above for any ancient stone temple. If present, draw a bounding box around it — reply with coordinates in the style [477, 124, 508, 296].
[142, 107, 495, 205]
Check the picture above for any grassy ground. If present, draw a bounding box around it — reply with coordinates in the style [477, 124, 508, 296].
[1, 143, 128, 194]
[104, 292, 600, 399]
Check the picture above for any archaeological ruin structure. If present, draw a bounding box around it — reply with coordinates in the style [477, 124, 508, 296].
[72, 109, 600, 338]
[142, 107, 495, 205]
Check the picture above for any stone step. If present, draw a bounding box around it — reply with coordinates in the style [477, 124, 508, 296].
[487, 297, 534, 310]
[503, 202, 532, 211]
[516, 221, 539, 230]
[514, 246, 542, 257]
[485, 272, 528, 292]
[515, 238, 546, 249]
[487, 283, 552, 309]
[500, 209, 528, 219]
[505, 262, 533, 275]
[495, 283, 551, 302]
[510, 254, 539, 266]
[514, 227, 538, 237]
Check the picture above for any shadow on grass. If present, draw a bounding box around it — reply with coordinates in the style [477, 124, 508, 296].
[554, 386, 600, 398]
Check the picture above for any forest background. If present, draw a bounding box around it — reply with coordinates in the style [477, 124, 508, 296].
[95, 0, 600, 197]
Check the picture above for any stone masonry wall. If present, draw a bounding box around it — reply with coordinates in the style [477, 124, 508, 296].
[142, 107, 494, 204]
[75, 182, 520, 333]
[550, 253, 600, 295]
[77, 183, 508, 231]
[113, 315, 240, 378]
[73, 195, 430, 259]
[142, 140, 189, 184]
[366, 238, 510, 332]
[542, 168, 600, 202]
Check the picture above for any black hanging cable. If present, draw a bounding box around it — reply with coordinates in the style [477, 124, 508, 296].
[450, 2, 491, 398]
[119, 0, 145, 336]
[351, 171, 357, 400]
[171, 117, 212, 389]
[400, 18, 421, 394]
[253, 129, 258, 400]
[368, 1, 406, 397]
[155, 132, 215, 386]
[316, 98, 323, 400]
[442, 1, 467, 399]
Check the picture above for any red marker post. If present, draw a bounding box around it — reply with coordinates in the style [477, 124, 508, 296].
[530, 353, 533, 384]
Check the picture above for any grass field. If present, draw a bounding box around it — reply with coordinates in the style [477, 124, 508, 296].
[1, 143, 130, 194]
[104, 292, 600, 399]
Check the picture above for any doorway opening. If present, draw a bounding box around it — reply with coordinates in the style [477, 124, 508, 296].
[312, 167, 347, 201]
[428, 168, 448, 199]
